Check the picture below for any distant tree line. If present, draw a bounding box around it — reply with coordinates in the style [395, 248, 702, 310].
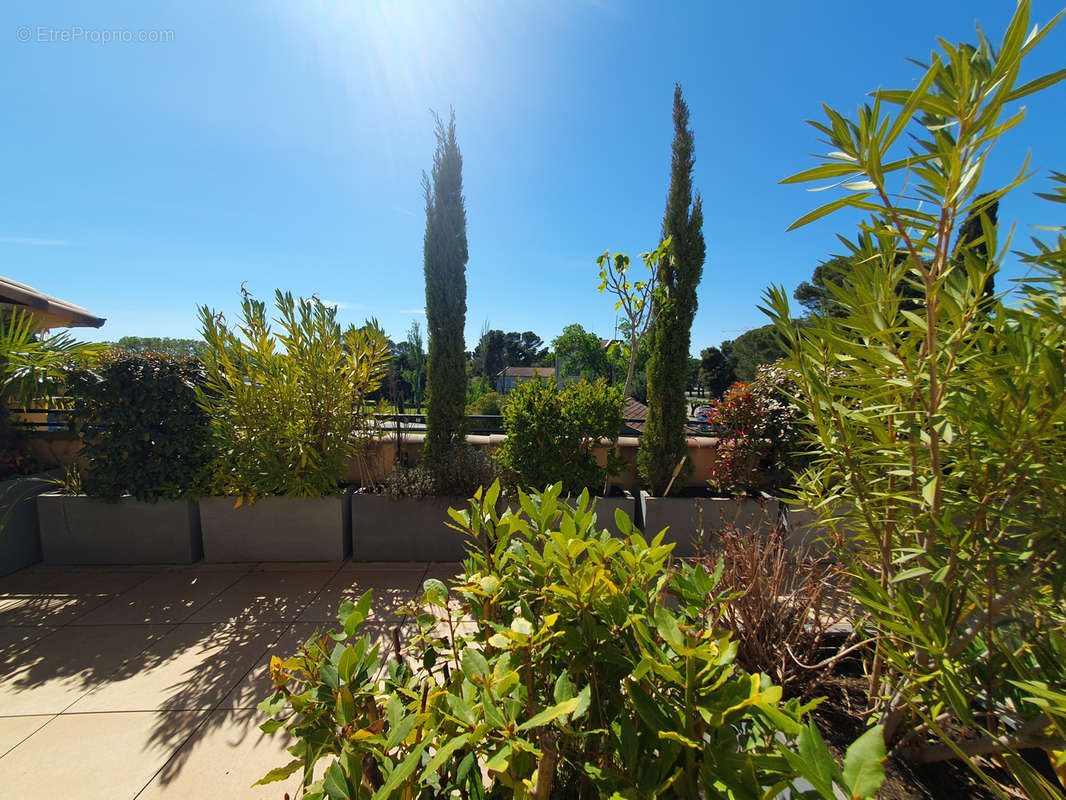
[107, 336, 205, 358]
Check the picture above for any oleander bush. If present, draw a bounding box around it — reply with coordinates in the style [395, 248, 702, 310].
[257, 484, 886, 799]
[495, 378, 625, 495]
[197, 289, 390, 500]
[65, 350, 211, 501]
[767, 2, 1066, 792]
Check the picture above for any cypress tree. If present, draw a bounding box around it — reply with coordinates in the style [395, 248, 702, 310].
[422, 110, 468, 466]
[638, 85, 705, 495]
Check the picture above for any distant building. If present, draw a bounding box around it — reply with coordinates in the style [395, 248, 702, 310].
[496, 366, 556, 395]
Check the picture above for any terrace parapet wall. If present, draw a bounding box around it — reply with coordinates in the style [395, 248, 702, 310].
[24, 431, 726, 492]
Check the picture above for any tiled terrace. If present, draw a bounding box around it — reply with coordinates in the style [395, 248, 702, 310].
[0, 560, 461, 799]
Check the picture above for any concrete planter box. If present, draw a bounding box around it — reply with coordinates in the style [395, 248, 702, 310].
[351, 494, 471, 562]
[37, 494, 203, 565]
[0, 471, 59, 575]
[638, 492, 780, 557]
[199, 493, 351, 562]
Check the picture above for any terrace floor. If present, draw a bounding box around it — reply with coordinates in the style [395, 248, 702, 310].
[0, 560, 461, 799]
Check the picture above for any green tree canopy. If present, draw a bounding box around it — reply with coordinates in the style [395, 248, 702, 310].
[699, 345, 736, 397]
[551, 324, 610, 380]
[471, 329, 548, 376]
[109, 336, 205, 358]
[725, 324, 786, 382]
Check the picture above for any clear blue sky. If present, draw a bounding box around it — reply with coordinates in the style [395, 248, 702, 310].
[2, 1, 1064, 353]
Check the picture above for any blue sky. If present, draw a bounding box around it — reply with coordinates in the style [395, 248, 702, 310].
[2, 0, 1064, 352]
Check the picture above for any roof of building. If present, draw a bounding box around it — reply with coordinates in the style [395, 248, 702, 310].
[0, 276, 106, 330]
[497, 366, 556, 378]
[622, 397, 707, 436]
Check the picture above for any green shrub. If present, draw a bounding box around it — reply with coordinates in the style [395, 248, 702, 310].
[768, 2, 1066, 791]
[382, 444, 498, 499]
[467, 390, 502, 417]
[197, 289, 390, 500]
[257, 484, 885, 800]
[66, 351, 211, 501]
[705, 364, 804, 496]
[495, 378, 624, 495]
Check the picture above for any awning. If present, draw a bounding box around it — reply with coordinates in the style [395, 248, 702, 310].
[0, 276, 105, 330]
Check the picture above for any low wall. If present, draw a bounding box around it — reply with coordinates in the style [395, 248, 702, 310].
[26, 430, 725, 492]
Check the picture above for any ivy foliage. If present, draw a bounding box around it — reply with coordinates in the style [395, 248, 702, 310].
[66, 351, 211, 501]
[495, 378, 625, 495]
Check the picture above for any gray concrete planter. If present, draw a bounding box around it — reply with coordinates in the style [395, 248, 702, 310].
[638, 492, 780, 557]
[351, 494, 469, 562]
[37, 494, 203, 565]
[199, 493, 351, 562]
[0, 471, 59, 575]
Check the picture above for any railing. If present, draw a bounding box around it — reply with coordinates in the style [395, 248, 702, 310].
[13, 409, 722, 437]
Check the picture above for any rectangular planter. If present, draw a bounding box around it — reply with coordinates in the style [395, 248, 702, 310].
[351, 494, 470, 562]
[0, 471, 59, 575]
[199, 493, 350, 562]
[37, 494, 203, 565]
[638, 492, 780, 557]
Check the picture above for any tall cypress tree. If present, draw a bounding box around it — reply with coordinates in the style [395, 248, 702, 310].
[638, 85, 705, 495]
[422, 110, 468, 466]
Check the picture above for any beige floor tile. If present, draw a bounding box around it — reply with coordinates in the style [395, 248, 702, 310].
[0, 569, 157, 626]
[0, 567, 157, 595]
[67, 622, 286, 713]
[0, 714, 54, 758]
[423, 562, 464, 583]
[297, 564, 426, 623]
[347, 560, 431, 570]
[71, 569, 247, 626]
[136, 708, 306, 799]
[185, 570, 336, 624]
[221, 622, 397, 709]
[0, 624, 57, 668]
[0, 590, 111, 627]
[0, 624, 173, 715]
[252, 561, 346, 572]
[0, 710, 206, 800]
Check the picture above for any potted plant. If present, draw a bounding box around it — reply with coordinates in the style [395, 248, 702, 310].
[641, 369, 803, 555]
[636, 84, 714, 555]
[196, 289, 388, 562]
[494, 376, 634, 534]
[0, 309, 101, 573]
[353, 443, 499, 561]
[37, 350, 210, 564]
[351, 110, 492, 562]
